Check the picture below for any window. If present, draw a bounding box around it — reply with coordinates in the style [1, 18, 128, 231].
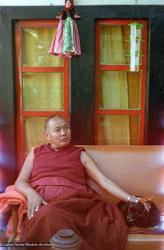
[95, 19, 147, 145]
[15, 20, 70, 169]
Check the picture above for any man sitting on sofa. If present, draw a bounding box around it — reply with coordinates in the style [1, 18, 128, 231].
[15, 115, 140, 250]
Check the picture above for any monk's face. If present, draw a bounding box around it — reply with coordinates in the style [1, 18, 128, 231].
[46, 117, 71, 149]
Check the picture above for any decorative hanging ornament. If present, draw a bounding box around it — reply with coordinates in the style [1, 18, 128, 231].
[129, 22, 143, 72]
[49, 0, 81, 58]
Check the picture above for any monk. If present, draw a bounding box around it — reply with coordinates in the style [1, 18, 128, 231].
[15, 115, 140, 250]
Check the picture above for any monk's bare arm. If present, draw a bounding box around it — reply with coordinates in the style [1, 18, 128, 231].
[80, 151, 139, 203]
[15, 150, 35, 195]
[15, 150, 47, 219]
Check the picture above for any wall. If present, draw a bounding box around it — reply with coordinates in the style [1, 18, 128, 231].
[0, 5, 164, 187]
[0, 0, 164, 6]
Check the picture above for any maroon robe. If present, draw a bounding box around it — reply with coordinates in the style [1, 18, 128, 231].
[20, 144, 127, 250]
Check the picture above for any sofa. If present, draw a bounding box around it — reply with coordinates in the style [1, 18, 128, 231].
[7, 145, 164, 249]
[83, 145, 164, 250]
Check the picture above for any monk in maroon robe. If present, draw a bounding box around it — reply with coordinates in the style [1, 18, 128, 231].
[15, 115, 140, 250]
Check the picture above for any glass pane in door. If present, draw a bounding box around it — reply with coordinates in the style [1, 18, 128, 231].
[22, 72, 64, 111]
[24, 117, 48, 153]
[99, 71, 141, 110]
[22, 27, 64, 67]
[98, 115, 139, 145]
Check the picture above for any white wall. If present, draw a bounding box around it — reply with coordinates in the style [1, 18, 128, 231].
[0, 0, 164, 6]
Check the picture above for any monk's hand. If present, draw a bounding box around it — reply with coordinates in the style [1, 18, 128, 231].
[27, 189, 48, 219]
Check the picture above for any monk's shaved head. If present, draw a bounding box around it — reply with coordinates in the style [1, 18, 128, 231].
[45, 115, 67, 131]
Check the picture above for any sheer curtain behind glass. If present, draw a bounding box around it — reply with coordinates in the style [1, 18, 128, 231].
[23, 72, 64, 111]
[25, 117, 48, 153]
[98, 25, 140, 145]
[22, 26, 65, 152]
[23, 27, 63, 67]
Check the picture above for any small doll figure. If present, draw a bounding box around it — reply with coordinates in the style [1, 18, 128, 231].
[49, 0, 81, 58]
